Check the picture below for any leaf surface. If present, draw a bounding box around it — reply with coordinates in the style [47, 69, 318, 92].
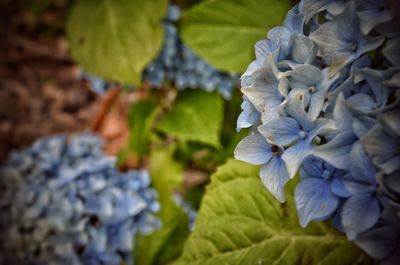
[180, 0, 290, 73]
[174, 159, 374, 265]
[67, 0, 167, 84]
[128, 100, 160, 161]
[158, 90, 224, 149]
[135, 146, 189, 265]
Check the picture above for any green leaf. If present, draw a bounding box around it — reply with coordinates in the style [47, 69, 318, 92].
[67, 0, 167, 85]
[149, 144, 184, 196]
[174, 159, 375, 265]
[128, 100, 160, 161]
[135, 146, 189, 265]
[135, 206, 189, 265]
[180, 0, 291, 73]
[157, 90, 224, 149]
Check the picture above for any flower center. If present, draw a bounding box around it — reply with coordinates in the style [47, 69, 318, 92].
[349, 42, 358, 51]
[298, 130, 307, 139]
[308, 86, 316, 93]
[322, 170, 331, 179]
[271, 145, 280, 155]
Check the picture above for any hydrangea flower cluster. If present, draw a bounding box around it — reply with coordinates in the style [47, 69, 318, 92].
[143, 5, 239, 100]
[234, 0, 400, 263]
[0, 133, 161, 265]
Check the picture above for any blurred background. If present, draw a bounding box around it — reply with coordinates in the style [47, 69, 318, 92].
[0, 0, 127, 162]
[0, 0, 292, 264]
[2, 0, 399, 264]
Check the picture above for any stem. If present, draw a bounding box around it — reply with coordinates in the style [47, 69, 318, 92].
[138, 80, 150, 100]
[90, 86, 121, 132]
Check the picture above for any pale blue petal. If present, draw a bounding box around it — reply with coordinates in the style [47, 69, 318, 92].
[331, 178, 351, 198]
[122, 194, 147, 217]
[326, 0, 346, 15]
[289, 64, 322, 88]
[300, 155, 325, 179]
[342, 193, 380, 240]
[346, 94, 377, 114]
[328, 53, 357, 81]
[349, 141, 377, 184]
[283, 6, 305, 33]
[286, 89, 314, 130]
[290, 34, 318, 64]
[333, 94, 354, 133]
[241, 69, 282, 113]
[241, 61, 261, 82]
[260, 96, 283, 123]
[112, 222, 134, 251]
[283, 140, 313, 178]
[295, 178, 339, 227]
[260, 156, 289, 203]
[97, 252, 121, 265]
[309, 23, 345, 49]
[268, 26, 291, 45]
[255, 40, 277, 64]
[352, 115, 376, 139]
[362, 125, 400, 174]
[311, 132, 356, 170]
[342, 179, 375, 195]
[308, 87, 328, 121]
[357, 68, 393, 109]
[310, 118, 337, 139]
[258, 117, 301, 146]
[234, 133, 272, 165]
[237, 110, 256, 131]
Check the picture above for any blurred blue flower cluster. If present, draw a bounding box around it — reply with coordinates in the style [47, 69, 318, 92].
[143, 5, 239, 100]
[83, 73, 113, 96]
[234, 0, 400, 263]
[83, 5, 239, 100]
[0, 133, 161, 265]
[173, 194, 197, 231]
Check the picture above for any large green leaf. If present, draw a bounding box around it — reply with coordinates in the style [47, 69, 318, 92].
[135, 146, 189, 265]
[174, 159, 374, 265]
[67, 0, 167, 85]
[128, 100, 160, 162]
[180, 0, 291, 73]
[157, 90, 224, 149]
